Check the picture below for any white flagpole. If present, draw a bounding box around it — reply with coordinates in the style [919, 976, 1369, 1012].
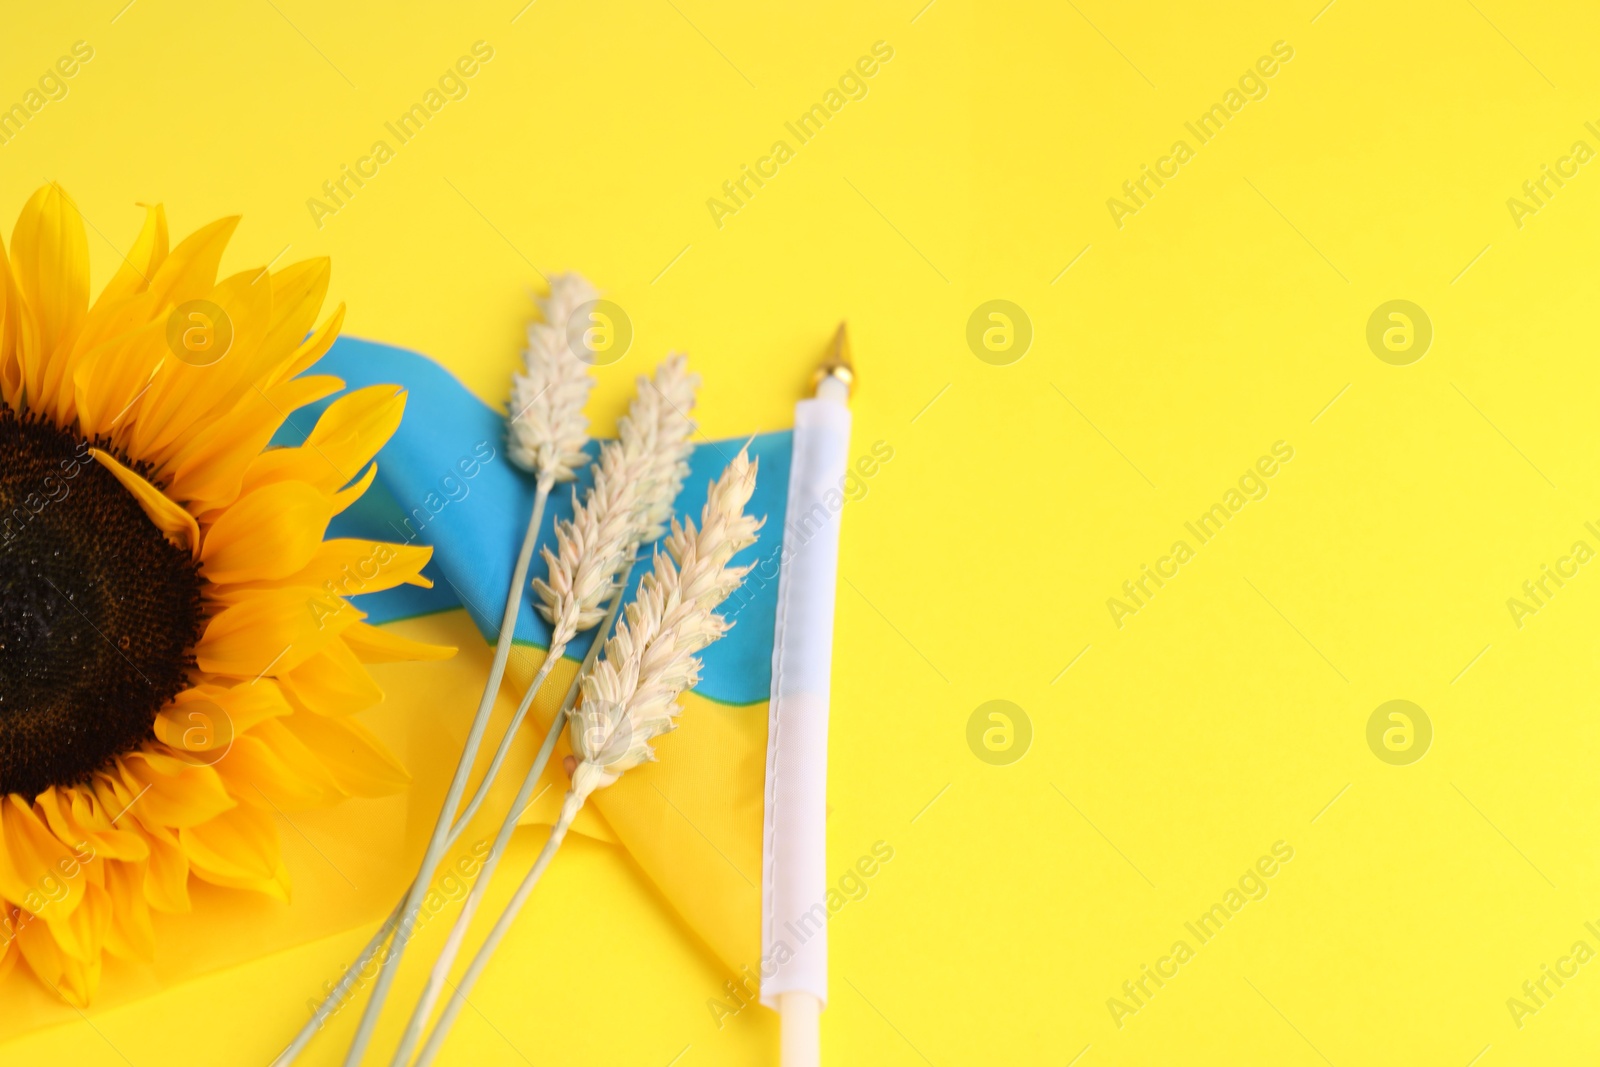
[763, 324, 854, 1067]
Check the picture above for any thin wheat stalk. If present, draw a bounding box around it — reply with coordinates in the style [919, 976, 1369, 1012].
[389, 358, 700, 1065]
[399, 554, 635, 1056]
[274, 573, 592, 1067]
[340, 275, 597, 1067]
[412, 449, 762, 1066]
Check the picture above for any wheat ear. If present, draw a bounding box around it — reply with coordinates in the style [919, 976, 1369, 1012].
[338, 275, 597, 1067]
[570, 445, 760, 796]
[531, 352, 698, 642]
[507, 273, 599, 481]
[390, 358, 701, 1066]
[412, 448, 761, 1066]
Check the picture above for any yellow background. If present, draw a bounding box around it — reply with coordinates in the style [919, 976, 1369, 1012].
[6, 0, 1600, 1063]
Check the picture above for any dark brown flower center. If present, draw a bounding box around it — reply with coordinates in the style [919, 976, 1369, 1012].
[0, 408, 204, 797]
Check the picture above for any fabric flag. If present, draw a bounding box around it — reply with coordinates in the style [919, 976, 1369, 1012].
[0, 336, 801, 1041]
[302, 337, 795, 987]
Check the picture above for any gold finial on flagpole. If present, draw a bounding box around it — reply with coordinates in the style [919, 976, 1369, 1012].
[811, 321, 854, 400]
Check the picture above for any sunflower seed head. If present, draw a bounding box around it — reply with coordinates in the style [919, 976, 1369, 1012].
[507, 273, 598, 482]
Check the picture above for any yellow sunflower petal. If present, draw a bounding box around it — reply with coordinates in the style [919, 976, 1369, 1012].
[286, 539, 434, 594]
[212, 718, 338, 811]
[331, 462, 379, 517]
[259, 257, 329, 373]
[35, 786, 149, 865]
[0, 231, 22, 408]
[10, 183, 89, 413]
[89, 448, 199, 556]
[15, 904, 100, 1007]
[45, 873, 110, 966]
[165, 373, 344, 512]
[87, 203, 168, 317]
[68, 204, 170, 423]
[153, 681, 293, 753]
[180, 803, 288, 901]
[136, 825, 190, 914]
[133, 266, 275, 464]
[242, 384, 405, 496]
[141, 214, 239, 313]
[0, 797, 88, 919]
[0, 911, 17, 984]
[84, 770, 190, 914]
[117, 750, 235, 830]
[3, 247, 41, 414]
[104, 212, 241, 459]
[205, 538, 435, 609]
[102, 859, 154, 962]
[70, 315, 165, 440]
[86, 771, 136, 827]
[195, 585, 361, 678]
[280, 637, 384, 717]
[278, 712, 410, 797]
[268, 301, 344, 387]
[342, 620, 457, 663]
[201, 480, 336, 585]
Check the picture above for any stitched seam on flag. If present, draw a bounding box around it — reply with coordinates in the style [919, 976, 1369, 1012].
[761, 414, 807, 979]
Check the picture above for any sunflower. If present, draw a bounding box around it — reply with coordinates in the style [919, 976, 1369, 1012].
[0, 184, 449, 1006]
